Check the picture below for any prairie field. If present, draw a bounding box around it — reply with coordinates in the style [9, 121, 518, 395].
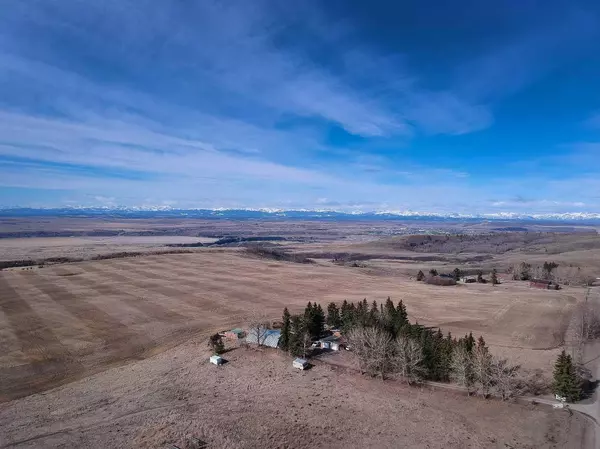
[0, 344, 591, 449]
[0, 248, 586, 402]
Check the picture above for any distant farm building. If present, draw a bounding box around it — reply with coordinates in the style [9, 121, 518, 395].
[530, 279, 560, 290]
[246, 328, 281, 348]
[426, 276, 457, 286]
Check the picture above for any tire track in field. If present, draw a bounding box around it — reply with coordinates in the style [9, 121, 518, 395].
[78, 264, 209, 316]
[24, 272, 152, 358]
[116, 261, 261, 314]
[51, 266, 187, 324]
[144, 257, 342, 295]
[0, 274, 84, 401]
[125, 260, 296, 310]
[164, 261, 326, 299]
[163, 258, 350, 294]
[83, 263, 245, 319]
[163, 258, 287, 281]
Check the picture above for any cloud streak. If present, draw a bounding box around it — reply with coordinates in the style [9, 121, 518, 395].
[0, 0, 598, 213]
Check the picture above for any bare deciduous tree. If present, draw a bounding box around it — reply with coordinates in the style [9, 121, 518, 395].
[489, 357, 523, 400]
[450, 345, 474, 393]
[569, 294, 600, 353]
[511, 262, 532, 281]
[394, 336, 426, 384]
[347, 327, 394, 380]
[246, 311, 270, 346]
[521, 368, 551, 396]
[472, 345, 493, 397]
[299, 329, 312, 359]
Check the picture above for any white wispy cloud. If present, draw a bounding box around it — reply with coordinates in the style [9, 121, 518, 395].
[0, 0, 598, 213]
[584, 113, 600, 129]
[0, 0, 492, 138]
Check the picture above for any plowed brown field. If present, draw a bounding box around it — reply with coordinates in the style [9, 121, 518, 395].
[0, 249, 585, 401]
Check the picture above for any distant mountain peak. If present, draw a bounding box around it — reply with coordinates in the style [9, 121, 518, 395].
[0, 206, 599, 222]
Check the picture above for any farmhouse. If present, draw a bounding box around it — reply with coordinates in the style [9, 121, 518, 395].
[426, 275, 457, 286]
[529, 279, 560, 290]
[246, 328, 281, 348]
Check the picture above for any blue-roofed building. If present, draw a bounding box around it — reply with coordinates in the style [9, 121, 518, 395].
[246, 328, 281, 348]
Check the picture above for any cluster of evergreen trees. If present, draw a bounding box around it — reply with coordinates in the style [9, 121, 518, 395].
[279, 302, 325, 357]
[416, 268, 499, 284]
[273, 297, 591, 405]
[279, 297, 486, 384]
[277, 299, 585, 403]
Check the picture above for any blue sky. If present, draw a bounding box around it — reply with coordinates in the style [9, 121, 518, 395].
[1, 0, 600, 214]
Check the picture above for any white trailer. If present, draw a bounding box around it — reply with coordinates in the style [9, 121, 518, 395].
[210, 355, 224, 365]
[293, 358, 309, 370]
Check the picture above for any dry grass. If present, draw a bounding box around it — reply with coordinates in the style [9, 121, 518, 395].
[0, 249, 586, 402]
[0, 342, 591, 449]
[0, 236, 216, 262]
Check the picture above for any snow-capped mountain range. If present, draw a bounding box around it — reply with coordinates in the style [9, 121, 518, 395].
[1, 206, 599, 222]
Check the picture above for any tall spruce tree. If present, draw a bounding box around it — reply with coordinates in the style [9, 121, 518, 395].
[346, 302, 357, 329]
[465, 332, 476, 353]
[397, 300, 408, 325]
[279, 307, 291, 351]
[314, 303, 325, 338]
[304, 301, 313, 323]
[384, 297, 396, 320]
[326, 302, 341, 328]
[369, 300, 379, 326]
[553, 350, 581, 402]
[491, 269, 499, 285]
[420, 330, 435, 379]
[438, 332, 453, 382]
[453, 268, 462, 282]
[289, 315, 304, 357]
[340, 300, 354, 331]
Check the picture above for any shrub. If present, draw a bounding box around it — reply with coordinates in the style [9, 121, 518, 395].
[208, 333, 225, 354]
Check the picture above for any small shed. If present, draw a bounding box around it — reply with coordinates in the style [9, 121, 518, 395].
[224, 328, 244, 340]
[293, 358, 309, 370]
[210, 355, 224, 365]
[319, 335, 343, 351]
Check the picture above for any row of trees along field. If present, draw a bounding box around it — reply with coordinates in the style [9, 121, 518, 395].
[511, 260, 596, 286]
[416, 268, 499, 284]
[276, 298, 584, 401]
